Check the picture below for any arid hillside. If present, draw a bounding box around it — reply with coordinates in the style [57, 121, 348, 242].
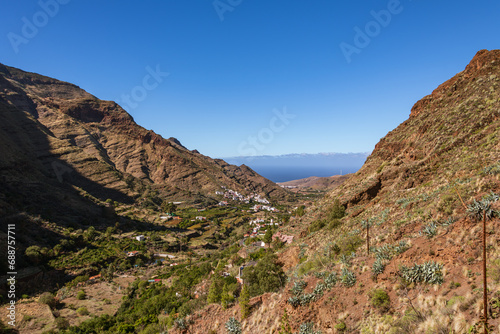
[173, 49, 500, 333]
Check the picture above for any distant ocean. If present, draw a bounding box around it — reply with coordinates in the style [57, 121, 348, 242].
[249, 166, 359, 183]
[222, 152, 368, 183]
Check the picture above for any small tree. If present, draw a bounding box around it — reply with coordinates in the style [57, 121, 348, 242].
[295, 205, 305, 217]
[207, 279, 220, 304]
[239, 284, 250, 320]
[467, 193, 499, 334]
[329, 199, 345, 220]
[162, 202, 177, 214]
[25, 245, 43, 264]
[263, 228, 273, 244]
[221, 283, 234, 309]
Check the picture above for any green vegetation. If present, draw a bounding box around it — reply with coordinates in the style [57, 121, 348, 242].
[76, 290, 86, 300]
[278, 309, 292, 334]
[38, 292, 56, 308]
[369, 289, 391, 313]
[334, 321, 346, 331]
[328, 199, 346, 220]
[76, 307, 90, 316]
[55, 317, 70, 330]
[221, 283, 234, 309]
[242, 254, 286, 297]
[239, 284, 250, 319]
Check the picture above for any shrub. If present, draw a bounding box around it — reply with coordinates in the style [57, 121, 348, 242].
[55, 317, 70, 330]
[340, 253, 355, 266]
[67, 275, 89, 288]
[175, 317, 188, 330]
[337, 235, 363, 255]
[76, 290, 86, 300]
[225, 317, 242, 334]
[299, 293, 316, 306]
[77, 307, 89, 315]
[313, 282, 326, 297]
[328, 218, 342, 230]
[38, 292, 56, 308]
[369, 289, 390, 313]
[309, 219, 326, 233]
[334, 321, 347, 331]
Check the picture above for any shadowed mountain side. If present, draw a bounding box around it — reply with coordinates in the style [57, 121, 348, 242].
[0, 64, 288, 205]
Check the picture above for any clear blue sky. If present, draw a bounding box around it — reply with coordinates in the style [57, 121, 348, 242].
[1, 1, 499, 158]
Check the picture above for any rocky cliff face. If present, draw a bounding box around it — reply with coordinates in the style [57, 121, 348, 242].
[0, 64, 287, 221]
[326, 49, 500, 210]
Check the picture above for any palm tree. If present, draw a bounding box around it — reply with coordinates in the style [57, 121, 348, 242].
[467, 193, 499, 334]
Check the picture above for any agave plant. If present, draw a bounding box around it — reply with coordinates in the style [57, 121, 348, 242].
[422, 222, 438, 238]
[372, 258, 386, 276]
[225, 317, 242, 334]
[325, 272, 338, 289]
[400, 261, 443, 285]
[313, 282, 326, 297]
[298, 322, 322, 334]
[341, 267, 356, 287]
[290, 280, 308, 296]
[300, 293, 317, 306]
[287, 296, 301, 308]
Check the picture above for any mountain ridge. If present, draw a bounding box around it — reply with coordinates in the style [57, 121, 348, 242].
[0, 63, 289, 222]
